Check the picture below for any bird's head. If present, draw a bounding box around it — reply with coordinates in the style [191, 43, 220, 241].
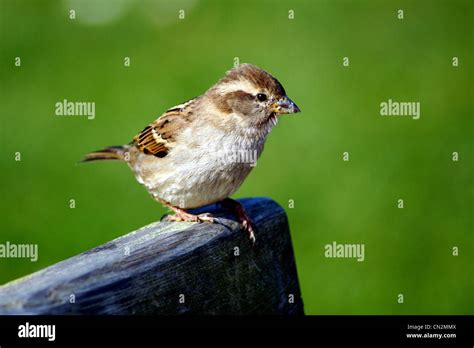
[206, 64, 300, 133]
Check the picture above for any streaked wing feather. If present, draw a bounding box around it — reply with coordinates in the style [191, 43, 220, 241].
[133, 97, 196, 157]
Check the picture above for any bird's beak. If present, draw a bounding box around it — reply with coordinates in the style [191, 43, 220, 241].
[271, 96, 301, 115]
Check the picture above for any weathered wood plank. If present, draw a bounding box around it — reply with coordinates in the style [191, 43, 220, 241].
[0, 197, 304, 315]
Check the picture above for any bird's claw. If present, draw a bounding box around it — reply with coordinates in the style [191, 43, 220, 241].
[195, 213, 216, 223]
[242, 219, 256, 244]
[162, 198, 256, 244]
[162, 211, 215, 223]
[219, 198, 257, 244]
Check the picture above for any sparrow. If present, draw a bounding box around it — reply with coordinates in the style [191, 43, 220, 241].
[83, 64, 300, 243]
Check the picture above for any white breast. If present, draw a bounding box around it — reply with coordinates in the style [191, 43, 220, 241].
[131, 122, 268, 209]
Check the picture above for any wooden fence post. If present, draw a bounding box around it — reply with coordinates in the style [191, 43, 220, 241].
[0, 197, 304, 315]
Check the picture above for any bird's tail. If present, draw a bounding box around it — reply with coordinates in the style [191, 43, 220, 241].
[82, 145, 129, 162]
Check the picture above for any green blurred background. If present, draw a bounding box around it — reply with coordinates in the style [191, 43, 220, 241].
[0, 0, 472, 314]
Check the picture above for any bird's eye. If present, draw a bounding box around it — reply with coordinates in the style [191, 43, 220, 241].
[256, 93, 267, 102]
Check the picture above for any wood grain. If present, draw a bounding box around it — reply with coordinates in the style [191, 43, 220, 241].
[0, 197, 304, 315]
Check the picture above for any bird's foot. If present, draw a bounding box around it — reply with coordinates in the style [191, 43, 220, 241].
[162, 205, 215, 223]
[220, 198, 256, 244]
[241, 218, 256, 245]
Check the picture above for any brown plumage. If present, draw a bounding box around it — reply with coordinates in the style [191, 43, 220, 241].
[133, 97, 197, 157]
[82, 63, 300, 243]
[216, 64, 286, 97]
[82, 145, 128, 162]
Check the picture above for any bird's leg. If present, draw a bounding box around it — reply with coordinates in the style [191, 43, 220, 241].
[219, 198, 256, 244]
[160, 200, 215, 223]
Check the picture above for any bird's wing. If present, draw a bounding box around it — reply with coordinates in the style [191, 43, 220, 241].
[132, 97, 197, 157]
